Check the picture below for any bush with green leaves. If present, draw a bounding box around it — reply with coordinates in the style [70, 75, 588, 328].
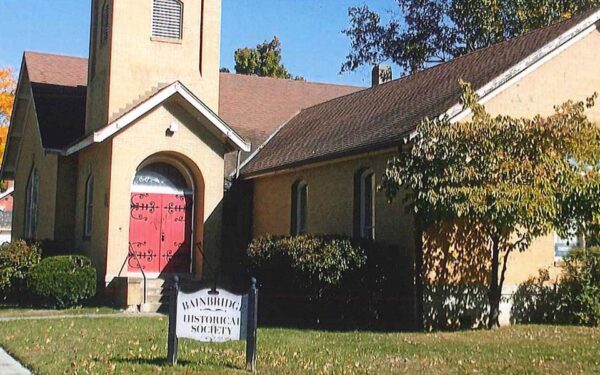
[559, 247, 600, 326]
[0, 240, 41, 299]
[511, 247, 600, 326]
[247, 235, 367, 295]
[27, 256, 96, 308]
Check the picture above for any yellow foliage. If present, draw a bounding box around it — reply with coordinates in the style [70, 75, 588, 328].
[0, 67, 16, 168]
[0, 68, 16, 126]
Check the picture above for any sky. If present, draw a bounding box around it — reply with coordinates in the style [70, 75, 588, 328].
[0, 0, 399, 87]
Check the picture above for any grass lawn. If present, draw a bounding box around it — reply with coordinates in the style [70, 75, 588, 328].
[0, 318, 599, 374]
[0, 304, 119, 318]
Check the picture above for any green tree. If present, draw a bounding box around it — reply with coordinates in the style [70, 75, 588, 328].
[342, 0, 600, 74]
[234, 36, 303, 80]
[381, 82, 600, 328]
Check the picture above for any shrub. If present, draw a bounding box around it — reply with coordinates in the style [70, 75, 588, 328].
[510, 269, 563, 324]
[0, 241, 41, 299]
[511, 247, 600, 326]
[27, 256, 96, 308]
[559, 247, 600, 326]
[247, 234, 367, 294]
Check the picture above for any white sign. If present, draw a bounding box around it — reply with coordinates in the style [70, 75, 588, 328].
[176, 288, 248, 342]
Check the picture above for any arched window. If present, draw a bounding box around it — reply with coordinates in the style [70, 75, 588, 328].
[24, 167, 39, 239]
[354, 168, 375, 240]
[152, 0, 183, 40]
[84, 176, 94, 238]
[291, 180, 308, 235]
[132, 162, 191, 194]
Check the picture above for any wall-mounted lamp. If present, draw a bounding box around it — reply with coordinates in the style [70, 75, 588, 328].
[166, 122, 178, 137]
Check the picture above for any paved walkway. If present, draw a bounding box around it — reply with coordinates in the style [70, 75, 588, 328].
[0, 348, 30, 375]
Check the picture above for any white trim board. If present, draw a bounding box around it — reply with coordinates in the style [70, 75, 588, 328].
[66, 81, 251, 156]
[0, 187, 14, 200]
[414, 10, 600, 137]
[240, 10, 600, 176]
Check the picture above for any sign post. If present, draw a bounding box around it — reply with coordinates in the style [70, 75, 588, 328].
[167, 276, 258, 371]
[245, 278, 258, 372]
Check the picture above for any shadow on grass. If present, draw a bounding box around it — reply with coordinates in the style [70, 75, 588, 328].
[109, 356, 243, 371]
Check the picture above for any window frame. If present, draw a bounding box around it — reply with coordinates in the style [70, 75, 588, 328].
[354, 168, 375, 240]
[83, 175, 94, 239]
[24, 167, 39, 239]
[291, 180, 308, 236]
[151, 0, 184, 41]
[554, 232, 580, 260]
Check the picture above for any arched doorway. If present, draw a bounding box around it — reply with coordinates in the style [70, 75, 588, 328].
[128, 161, 194, 275]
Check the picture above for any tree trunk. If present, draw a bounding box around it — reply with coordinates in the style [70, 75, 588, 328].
[487, 235, 501, 329]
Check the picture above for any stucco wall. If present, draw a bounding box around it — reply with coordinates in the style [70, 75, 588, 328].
[53, 155, 79, 247]
[11, 74, 58, 241]
[102, 98, 226, 284]
[248, 26, 600, 327]
[74, 141, 112, 279]
[253, 150, 414, 249]
[85, 0, 221, 133]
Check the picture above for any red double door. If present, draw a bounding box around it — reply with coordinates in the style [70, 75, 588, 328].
[128, 192, 193, 274]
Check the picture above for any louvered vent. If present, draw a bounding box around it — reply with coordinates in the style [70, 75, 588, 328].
[152, 0, 183, 39]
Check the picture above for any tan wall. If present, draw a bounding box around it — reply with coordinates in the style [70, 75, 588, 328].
[102, 99, 226, 283]
[53, 155, 79, 246]
[86, 0, 222, 133]
[250, 27, 600, 292]
[483, 27, 600, 121]
[74, 141, 112, 278]
[253, 150, 414, 249]
[11, 75, 58, 241]
[475, 26, 600, 286]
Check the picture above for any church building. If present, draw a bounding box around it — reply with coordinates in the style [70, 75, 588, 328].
[3, 1, 600, 323]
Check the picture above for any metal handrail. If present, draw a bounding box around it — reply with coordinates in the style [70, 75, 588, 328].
[128, 243, 147, 305]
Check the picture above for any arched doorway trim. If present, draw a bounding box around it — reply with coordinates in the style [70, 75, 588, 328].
[128, 155, 197, 276]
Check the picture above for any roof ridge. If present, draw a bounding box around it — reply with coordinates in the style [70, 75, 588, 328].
[400, 6, 600, 79]
[24, 50, 88, 60]
[280, 6, 600, 117]
[240, 6, 600, 178]
[219, 72, 364, 89]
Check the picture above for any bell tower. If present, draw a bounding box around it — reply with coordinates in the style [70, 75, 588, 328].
[85, 0, 222, 133]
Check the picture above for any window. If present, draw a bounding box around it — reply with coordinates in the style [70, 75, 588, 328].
[84, 176, 94, 238]
[152, 0, 183, 39]
[555, 233, 580, 259]
[24, 167, 39, 239]
[354, 168, 375, 240]
[291, 180, 308, 235]
[101, 2, 110, 45]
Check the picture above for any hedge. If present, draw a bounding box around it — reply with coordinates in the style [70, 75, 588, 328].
[511, 247, 600, 326]
[27, 255, 97, 308]
[0, 241, 41, 300]
[246, 235, 409, 328]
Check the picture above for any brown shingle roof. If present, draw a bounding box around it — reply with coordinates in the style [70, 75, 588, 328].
[241, 8, 600, 177]
[21, 52, 361, 163]
[24, 52, 88, 149]
[219, 73, 363, 174]
[25, 52, 88, 87]
[219, 73, 362, 149]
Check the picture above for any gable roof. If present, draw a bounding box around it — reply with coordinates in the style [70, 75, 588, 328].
[219, 73, 362, 153]
[240, 7, 600, 178]
[26, 52, 88, 150]
[9, 52, 360, 162]
[66, 81, 251, 155]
